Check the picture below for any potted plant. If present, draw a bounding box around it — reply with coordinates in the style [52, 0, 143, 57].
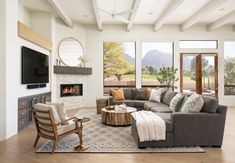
[156, 66, 179, 88]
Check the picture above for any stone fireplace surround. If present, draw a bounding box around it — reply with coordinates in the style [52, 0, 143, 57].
[56, 74, 87, 110]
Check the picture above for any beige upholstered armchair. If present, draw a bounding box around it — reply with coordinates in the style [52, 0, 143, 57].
[33, 103, 84, 154]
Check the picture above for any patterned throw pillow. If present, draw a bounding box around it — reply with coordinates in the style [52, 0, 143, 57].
[169, 93, 183, 111]
[181, 93, 204, 112]
[111, 89, 125, 101]
[175, 96, 185, 112]
[149, 88, 164, 103]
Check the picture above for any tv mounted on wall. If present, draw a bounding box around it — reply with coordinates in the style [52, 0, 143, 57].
[22, 46, 49, 84]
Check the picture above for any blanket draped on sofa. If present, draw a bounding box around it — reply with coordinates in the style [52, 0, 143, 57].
[131, 111, 166, 142]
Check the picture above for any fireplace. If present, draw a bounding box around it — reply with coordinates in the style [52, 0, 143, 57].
[60, 84, 83, 97]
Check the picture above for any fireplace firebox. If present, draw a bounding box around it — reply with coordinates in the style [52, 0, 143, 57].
[60, 84, 83, 97]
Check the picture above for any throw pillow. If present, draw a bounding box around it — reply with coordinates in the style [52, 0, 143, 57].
[146, 88, 152, 100]
[181, 93, 204, 113]
[175, 96, 185, 112]
[169, 93, 183, 111]
[149, 88, 163, 103]
[160, 88, 168, 102]
[162, 90, 177, 106]
[134, 88, 147, 100]
[111, 89, 125, 101]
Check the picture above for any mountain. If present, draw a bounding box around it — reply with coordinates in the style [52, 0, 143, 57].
[142, 50, 172, 68]
[123, 50, 192, 69]
[123, 53, 135, 65]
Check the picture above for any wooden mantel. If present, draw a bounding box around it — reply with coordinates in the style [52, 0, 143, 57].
[54, 66, 92, 75]
[18, 21, 52, 51]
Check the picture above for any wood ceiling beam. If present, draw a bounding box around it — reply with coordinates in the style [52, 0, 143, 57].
[47, 0, 73, 27]
[153, 0, 184, 31]
[91, 0, 102, 31]
[207, 10, 235, 31]
[180, 0, 228, 31]
[127, 0, 142, 31]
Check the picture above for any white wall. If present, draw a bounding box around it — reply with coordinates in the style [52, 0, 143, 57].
[0, 0, 7, 141]
[52, 19, 87, 107]
[18, 2, 31, 27]
[17, 9, 53, 97]
[85, 24, 235, 107]
[0, 0, 18, 140]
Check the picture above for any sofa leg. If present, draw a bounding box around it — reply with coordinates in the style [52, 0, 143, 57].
[138, 147, 146, 149]
[212, 145, 221, 148]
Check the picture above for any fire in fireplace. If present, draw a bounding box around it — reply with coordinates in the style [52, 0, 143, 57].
[60, 84, 83, 97]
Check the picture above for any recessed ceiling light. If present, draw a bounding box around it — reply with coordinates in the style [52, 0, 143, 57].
[83, 14, 88, 18]
[148, 12, 154, 15]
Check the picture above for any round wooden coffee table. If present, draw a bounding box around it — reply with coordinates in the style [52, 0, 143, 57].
[101, 107, 137, 126]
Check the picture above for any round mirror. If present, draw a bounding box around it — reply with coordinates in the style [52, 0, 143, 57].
[58, 37, 84, 67]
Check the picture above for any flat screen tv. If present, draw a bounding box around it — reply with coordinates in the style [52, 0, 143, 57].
[22, 46, 49, 84]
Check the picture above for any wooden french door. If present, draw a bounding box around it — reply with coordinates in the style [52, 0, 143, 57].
[180, 53, 218, 97]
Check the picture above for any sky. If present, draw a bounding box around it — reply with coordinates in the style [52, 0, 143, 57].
[123, 42, 173, 58]
[120, 41, 235, 59]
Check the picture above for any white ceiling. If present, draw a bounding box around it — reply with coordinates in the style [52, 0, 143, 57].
[19, 0, 235, 30]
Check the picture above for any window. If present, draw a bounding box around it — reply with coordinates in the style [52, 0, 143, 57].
[141, 42, 173, 87]
[224, 41, 235, 95]
[179, 40, 218, 49]
[103, 42, 136, 94]
[180, 53, 218, 97]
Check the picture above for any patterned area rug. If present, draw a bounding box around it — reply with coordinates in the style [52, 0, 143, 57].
[36, 109, 204, 153]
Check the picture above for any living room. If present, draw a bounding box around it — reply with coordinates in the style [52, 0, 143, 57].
[1, 0, 235, 162]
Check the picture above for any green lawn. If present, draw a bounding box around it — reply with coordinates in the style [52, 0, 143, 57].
[106, 74, 214, 83]
[122, 74, 158, 80]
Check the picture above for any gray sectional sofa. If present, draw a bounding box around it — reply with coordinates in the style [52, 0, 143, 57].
[108, 88, 227, 148]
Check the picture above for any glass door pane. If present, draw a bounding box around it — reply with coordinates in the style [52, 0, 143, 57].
[201, 54, 217, 97]
[181, 54, 197, 93]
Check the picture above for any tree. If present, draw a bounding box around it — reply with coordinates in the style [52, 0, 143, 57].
[103, 42, 134, 81]
[190, 57, 209, 82]
[224, 57, 235, 94]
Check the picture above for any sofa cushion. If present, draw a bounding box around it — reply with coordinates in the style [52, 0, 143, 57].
[111, 89, 125, 101]
[133, 100, 146, 108]
[47, 103, 68, 125]
[144, 102, 172, 113]
[134, 88, 147, 100]
[151, 106, 172, 113]
[162, 90, 177, 106]
[123, 88, 135, 100]
[155, 113, 173, 132]
[201, 96, 218, 113]
[113, 100, 134, 107]
[146, 88, 152, 100]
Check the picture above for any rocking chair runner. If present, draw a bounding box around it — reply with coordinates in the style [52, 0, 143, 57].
[33, 103, 85, 154]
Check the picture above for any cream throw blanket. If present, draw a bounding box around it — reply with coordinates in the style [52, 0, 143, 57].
[131, 111, 166, 142]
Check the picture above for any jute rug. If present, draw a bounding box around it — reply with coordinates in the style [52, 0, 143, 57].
[36, 109, 204, 153]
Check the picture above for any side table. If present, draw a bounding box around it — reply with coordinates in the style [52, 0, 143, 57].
[96, 97, 109, 114]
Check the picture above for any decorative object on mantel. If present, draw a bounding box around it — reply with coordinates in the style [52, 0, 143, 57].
[58, 37, 84, 67]
[54, 66, 92, 75]
[56, 59, 61, 66]
[79, 55, 89, 67]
